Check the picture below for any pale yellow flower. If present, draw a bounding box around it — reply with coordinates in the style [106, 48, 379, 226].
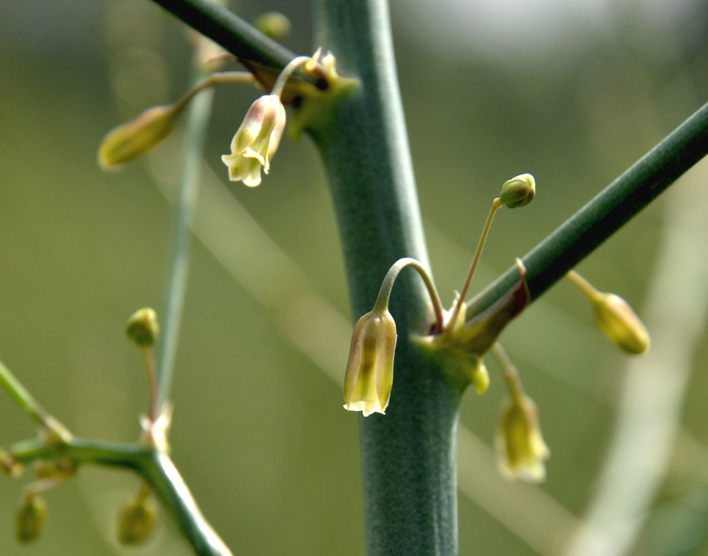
[221, 94, 286, 187]
[495, 394, 550, 482]
[343, 308, 397, 417]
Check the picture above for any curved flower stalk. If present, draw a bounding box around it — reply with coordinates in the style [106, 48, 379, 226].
[342, 258, 443, 416]
[98, 71, 255, 170]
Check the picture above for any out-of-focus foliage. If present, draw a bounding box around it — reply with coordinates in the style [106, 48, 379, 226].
[1, 0, 708, 554]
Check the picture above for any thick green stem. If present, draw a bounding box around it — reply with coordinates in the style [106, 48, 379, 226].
[310, 1, 459, 554]
[468, 100, 708, 318]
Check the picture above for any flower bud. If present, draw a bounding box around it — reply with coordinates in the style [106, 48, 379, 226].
[593, 293, 650, 354]
[343, 308, 397, 417]
[500, 173, 535, 208]
[0, 450, 23, 478]
[16, 494, 46, 543]
[126, 308, 159, 347]
[253, 12, 291, 40]
[495, 394, 550, 482]
[118, 493, 158, 545]
[98, 105, 179, 170]
[222, 94, 286, 187]
[471, 360, 489, 395]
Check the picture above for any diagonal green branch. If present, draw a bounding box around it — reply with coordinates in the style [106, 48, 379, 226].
[151, 0, 295, 70]
[468, 100, 708, 318]
[9, 438, 232, 556]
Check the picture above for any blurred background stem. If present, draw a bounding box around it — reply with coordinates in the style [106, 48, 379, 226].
[157, 64, 214, 411]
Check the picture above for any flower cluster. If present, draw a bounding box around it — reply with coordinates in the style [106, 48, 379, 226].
[341, 174, 650, 484]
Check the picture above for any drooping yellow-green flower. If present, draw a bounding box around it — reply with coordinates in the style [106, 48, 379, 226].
[495, 393, 550, 482]
[343, 307, 397, 417]
[221, 94, 287, 187]
[16, 494, 46, 543]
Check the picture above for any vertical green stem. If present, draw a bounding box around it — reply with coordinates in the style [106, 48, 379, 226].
[311, 0, 460, 554]
[157, 70, 215, 410]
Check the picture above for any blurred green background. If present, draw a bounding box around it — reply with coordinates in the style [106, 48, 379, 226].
[2, 0, 708, 554]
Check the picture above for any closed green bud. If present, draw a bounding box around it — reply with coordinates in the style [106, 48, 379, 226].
[593, 293, 650, 354]
[500, 173, 535, 208]
[16, 494, 46, 543]
[118, 494, 158, 545]
[126, 308, 159, 347]
[98, 105, 179, 170]
[566, 271, 650, 354]
[253, 12, 291, 40]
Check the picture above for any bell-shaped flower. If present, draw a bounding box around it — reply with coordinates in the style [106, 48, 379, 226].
[16, 494, 47, 543]
[118, 490, 158, 546]
[343, 307, 397, 417]
[495, 393, 550, 482]
[593, 292, 650, 354]
[221, 94, 286, 187]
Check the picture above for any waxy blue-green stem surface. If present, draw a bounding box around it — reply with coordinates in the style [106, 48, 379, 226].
[309, 0, 461, 554]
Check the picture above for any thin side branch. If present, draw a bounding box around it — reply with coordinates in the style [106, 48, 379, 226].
[468, 100, 708, 318]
